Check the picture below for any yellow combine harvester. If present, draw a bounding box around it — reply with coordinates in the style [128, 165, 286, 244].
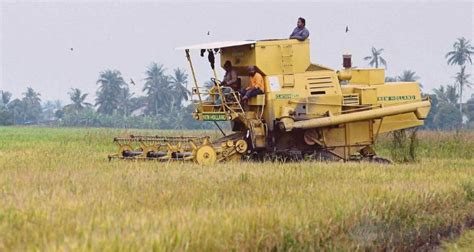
[108, 39, 431, 164]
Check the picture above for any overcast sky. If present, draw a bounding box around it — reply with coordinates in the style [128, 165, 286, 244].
[1, 0, 473, 104]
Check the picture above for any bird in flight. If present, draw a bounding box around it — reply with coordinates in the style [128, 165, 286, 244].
[130, 78, 136, 85]
[207, 31, 210, 36]
[70, 48, 74, 51]
[345, 26, 349, 33]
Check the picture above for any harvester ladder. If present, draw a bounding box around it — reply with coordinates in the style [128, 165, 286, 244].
[222, 91, 245, 114]
[281, 44, 295, 87]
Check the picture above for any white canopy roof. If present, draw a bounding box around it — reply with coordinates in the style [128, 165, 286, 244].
[176, 40, 256, 50]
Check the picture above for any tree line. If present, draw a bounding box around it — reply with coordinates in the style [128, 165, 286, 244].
[0, 63, 214, 129]
[0, 37, 473, 130]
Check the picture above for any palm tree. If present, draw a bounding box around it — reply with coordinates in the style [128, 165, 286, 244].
[396, 70, 423, 88]
[143, 63, 173, 115]
[1, 91, 12, 107]
[95, 70, 127, 115]
[445, 37, 474, 66]
[454, 66, 472, 112]
[7, 98, 24, 124]
[170, 68, 191, 109]
[397, 70, 419, 82]
[21, 87, 42, 123]
[68, 88, 92, 111]
[446, 37, 474, 114]
[117, 87, 134, 116]
[433, 85, 459, 105]
[364, 47, 387, 68]
[23, 87, 41, 104]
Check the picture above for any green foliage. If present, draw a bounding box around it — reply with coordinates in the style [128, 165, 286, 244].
[422, 94, 438, 129]
[445, 37, 474, 66]
[67, 88, 92, 111]
[143, 63, 172, 115]
[0, 91, 13, 125]
[21, 87, 42, 123]
[364, 46, 387, 68]
[433, 85, 459, 105]
[58, 104, 216, 130]
[390, 129, 418, 163]
[434, 103, 463, 130]
[95, 70, 127, 115]
[454, 66, 472, 112]
[446, 37, 473, 114]
[0, 107, 13, 125]
[397, 70, 419, 82]
[465, 95, 474, 122]
[376, 131, 474, 159]
[0, 90, 12, 106]
[385, 76, 397, 82]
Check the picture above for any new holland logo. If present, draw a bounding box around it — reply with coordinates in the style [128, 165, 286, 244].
[202, 113, 227, 121]
[377, 95, 416, 102]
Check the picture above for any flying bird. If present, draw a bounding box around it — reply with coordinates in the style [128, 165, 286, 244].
[345, 26, 349, 33]
[70, 48, 74, 51]
[207, 31, 210, 36]
[130, 78, 136, 86]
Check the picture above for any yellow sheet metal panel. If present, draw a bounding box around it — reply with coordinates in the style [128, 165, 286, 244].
[220, 44, 256, 68]
[374, 113, 424, 133]
[283, 74, 295, 87]
[349, 69, 385, 85]
[305, 94, 342, 116]
[376, 82, 422, 105]
[347, 121, 373, 146]
[248, 95, 266, 106]
[322, 125, 346, 147]
[220, 39, 310, 76]
[300, 70, 341, 96]
[372, 82, 426, 132]
[255, 39, 310, 75]
[354, 87, 377, 105]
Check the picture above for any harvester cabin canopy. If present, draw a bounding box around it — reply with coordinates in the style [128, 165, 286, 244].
[177, 39, 313, 76]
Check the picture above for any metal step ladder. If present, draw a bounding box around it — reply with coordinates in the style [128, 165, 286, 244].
[281, 44, 295, 87]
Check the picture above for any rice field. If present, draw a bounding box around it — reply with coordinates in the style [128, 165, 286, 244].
[0, 127, 473, 251]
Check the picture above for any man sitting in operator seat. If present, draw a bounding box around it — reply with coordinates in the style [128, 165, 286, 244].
[215, 61, 238, 106]
[221, 61, 238, 90]
[240, 66, 265, 105]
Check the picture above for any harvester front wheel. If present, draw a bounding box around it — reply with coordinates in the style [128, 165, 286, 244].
[195, 145, 217, 165]
[235, 139, 248, 154]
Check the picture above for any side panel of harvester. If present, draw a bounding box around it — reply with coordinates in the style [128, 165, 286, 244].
[341, 69, 430, 133]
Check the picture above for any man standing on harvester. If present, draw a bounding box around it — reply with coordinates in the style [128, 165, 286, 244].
[289, 17, 309, 41]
